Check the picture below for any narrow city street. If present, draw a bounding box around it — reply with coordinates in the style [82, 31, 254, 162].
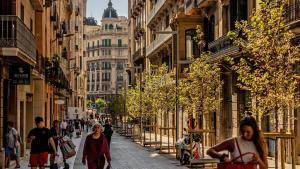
[74, 131, 188, 169]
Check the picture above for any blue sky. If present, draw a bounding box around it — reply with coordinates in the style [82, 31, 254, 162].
[87, 0, 128, 24]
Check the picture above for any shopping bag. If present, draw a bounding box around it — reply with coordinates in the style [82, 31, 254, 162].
[60, 141, 76, 159]
[217, 152, 257, 169]
[217, 138, 257, 169]
[217, 162, 257, 169]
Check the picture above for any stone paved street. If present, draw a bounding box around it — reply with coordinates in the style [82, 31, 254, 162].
[74, 131, 188, 169]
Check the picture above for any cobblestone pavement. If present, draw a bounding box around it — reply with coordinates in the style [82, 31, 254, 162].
[74, 132, 188, 169]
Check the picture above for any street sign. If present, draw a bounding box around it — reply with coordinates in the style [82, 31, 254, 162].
[10, 66, 31, 85]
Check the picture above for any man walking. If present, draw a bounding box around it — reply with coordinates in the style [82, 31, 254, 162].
[61, 120, 67, 136]
[103, 119, 113, 148]
[27, 117, 57, 169]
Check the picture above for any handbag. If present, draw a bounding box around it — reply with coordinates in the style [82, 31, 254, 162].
[217, 138, 257, 169]
[59, 139, 76, 159]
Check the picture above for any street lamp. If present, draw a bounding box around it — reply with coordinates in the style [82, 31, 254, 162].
[153, 30, 180, 141]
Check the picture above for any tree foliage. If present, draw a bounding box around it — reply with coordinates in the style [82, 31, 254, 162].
[179, 52, 222, 117]
[227, 0, 300, 125]
[95, 98, 106, 112]
[86, 100, 93, 109]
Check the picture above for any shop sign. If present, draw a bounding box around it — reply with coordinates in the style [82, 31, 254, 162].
[10, 66, 31, 85]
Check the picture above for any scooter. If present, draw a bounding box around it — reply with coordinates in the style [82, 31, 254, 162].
[176, 134, 202, 165]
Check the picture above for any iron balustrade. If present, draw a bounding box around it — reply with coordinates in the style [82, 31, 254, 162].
[146, 0, 167, 25]
[146, 27, 172, 57]
[208, 34, 239, 60]
[0, 15, 37, 61]
[87, 44, 128, 50]
[285, 2, 300, 24]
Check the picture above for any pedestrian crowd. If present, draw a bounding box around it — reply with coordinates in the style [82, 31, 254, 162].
[4, 116, 113, 169]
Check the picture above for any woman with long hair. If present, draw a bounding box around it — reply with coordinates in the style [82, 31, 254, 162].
[82, 123, 111, 169]
[207, 116, 268, 169]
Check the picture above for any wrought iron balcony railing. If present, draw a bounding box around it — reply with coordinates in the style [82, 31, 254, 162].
[147, 0, 167, 25]
[0, 16, 37, 61]
[285, 3, 300, 24]
[208, 35, 239, 60]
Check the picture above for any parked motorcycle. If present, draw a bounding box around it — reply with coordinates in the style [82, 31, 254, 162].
[176, 134, 202, 165]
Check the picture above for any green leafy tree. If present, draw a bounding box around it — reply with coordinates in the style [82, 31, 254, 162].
[86, 100, 93, 109]
[179, 52, 222, 124]
[95, 98, 106, 113]
[227, 0, 300, 131]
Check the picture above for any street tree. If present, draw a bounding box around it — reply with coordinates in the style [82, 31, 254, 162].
[179, 52, 222, 127]
[227, 0, 300, 131]
[86, 100, 93, 109]
[95, 98, 106, 113]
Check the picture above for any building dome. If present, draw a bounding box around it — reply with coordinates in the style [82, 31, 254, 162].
[102, 0, 118, 19]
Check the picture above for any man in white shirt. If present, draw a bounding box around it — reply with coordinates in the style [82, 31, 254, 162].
[61, 120, 68, 136]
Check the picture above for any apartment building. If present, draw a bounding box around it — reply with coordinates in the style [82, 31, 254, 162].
[84, 0, 129, 107]
[129, 0, 300, 161]
[0, 0, 86, 165]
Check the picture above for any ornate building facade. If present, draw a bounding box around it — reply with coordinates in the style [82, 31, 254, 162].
[85, 0, 129, 105]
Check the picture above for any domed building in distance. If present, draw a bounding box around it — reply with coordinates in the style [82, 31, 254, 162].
[84, 0, 129, 105]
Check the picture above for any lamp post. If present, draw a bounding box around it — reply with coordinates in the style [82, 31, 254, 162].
[153, 30, 180, 141]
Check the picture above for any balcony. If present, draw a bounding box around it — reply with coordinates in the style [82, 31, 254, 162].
[285, 3, 300, 30]
[45, 57, 70, 90]
[133, 47, 145, 61]
[30, 0, 43, 10]
[208, 35, 239, 61]
[0, 16, 37, 63]
[146, 27, 172, 57]
[86, 44, 128, 50]
[147, 0, 167, 26]
[34, 55, 45, 75]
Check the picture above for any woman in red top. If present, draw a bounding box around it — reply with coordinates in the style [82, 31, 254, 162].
[82, 123, 111, 169]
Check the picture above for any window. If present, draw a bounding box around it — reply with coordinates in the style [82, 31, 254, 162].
[102, 62, 111, 70]
[117, 61, 123, 70]
[92, 73, 95, 82]
[97, 40, 99, 47]
[185, 29, 199, 60]
[92, 51, 94, 57]
[80, 56, 82, 70]
[88, 42, 90, 49]
[118, 39, 122, 47]
[108, 49, 111, 55]
[117, 74, 123, 81]
[21, 4, 24, 21]
[30, 19, 33, 32]
[97, 73, 100, 81]
[97, 84, 100, 91]
[165, 14, 170, 28]
[97, 50, 100, 56]
[102, 50, 105, 56]
[102, 72, 111, 81]
[118, 49, 122, 56]
[222, 5, 229, 35]
[108, 39, 111, 46]
[109, 24, 113, 30]
[91, 84, 94, 91]
[105, 24, 108, 30]
[92, 41, 94, 47]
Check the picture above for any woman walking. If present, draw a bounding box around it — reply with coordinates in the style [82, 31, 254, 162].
[82, 123, 111, 169]
[207, 116, 268, 169]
